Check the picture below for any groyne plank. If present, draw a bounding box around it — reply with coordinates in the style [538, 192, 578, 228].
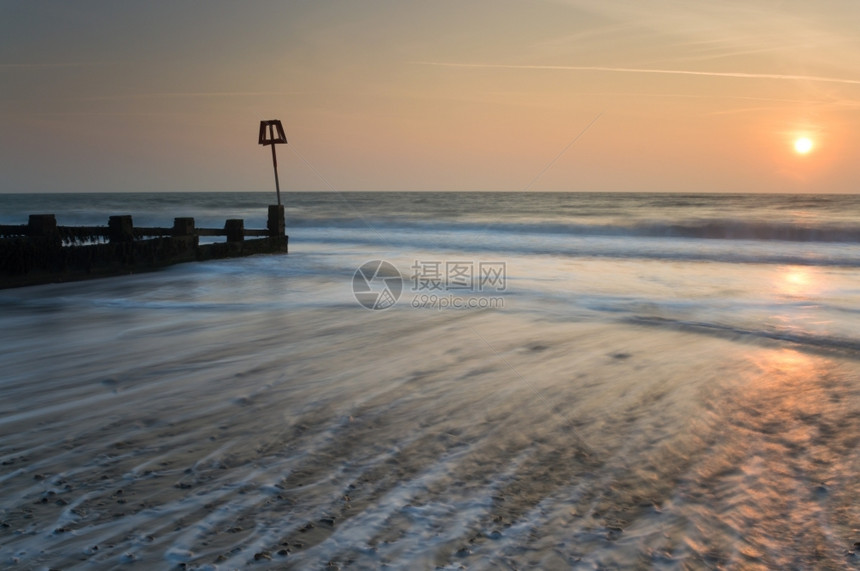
[0, 206, 287, 289]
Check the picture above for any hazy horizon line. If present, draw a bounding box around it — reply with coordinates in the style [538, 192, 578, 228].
[3, 189, 859, 196]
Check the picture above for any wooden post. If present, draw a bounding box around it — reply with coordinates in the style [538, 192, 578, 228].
[28, 214, 58, 237]
[28, 214, 61, 247]
[225, 219, 245, 242]
[172, 217, 195, 237]
[271, 144, 281, 206]
[172, 217, 198, 250]
[267, 205, 285, 236]
[268, 205, 287, 252]
[108, 215, 134, 243]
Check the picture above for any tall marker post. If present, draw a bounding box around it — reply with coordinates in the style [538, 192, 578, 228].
[258, 120, 287, 205]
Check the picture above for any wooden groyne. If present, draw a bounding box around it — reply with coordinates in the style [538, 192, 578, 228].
[0, 205, 288, 289]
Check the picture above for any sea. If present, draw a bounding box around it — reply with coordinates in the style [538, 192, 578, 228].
[1, 191, 859, 569]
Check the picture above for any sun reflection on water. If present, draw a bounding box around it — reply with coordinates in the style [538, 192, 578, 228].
[687, 346, 858, 567]
[776, 266, 821, 299]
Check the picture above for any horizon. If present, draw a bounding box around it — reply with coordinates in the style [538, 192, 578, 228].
[4, 189, 860, 198]
[3, 2, 860, 194]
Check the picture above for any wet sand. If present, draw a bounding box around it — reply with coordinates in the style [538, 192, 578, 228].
[1, 286, 858, 569]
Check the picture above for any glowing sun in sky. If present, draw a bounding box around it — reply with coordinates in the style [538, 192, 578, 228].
[794, 137, 814, 154]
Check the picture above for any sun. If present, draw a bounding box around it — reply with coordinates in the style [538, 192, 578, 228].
[794, 137, 814, 154]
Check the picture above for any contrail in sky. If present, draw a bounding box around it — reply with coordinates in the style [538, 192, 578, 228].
[524, 112, 603, 192]
[415, 62, 860, 86]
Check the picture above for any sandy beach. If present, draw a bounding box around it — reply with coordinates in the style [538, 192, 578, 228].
[2, 266, 858, 568]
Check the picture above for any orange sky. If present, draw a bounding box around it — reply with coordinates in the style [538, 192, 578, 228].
[2, 1, 860, 193]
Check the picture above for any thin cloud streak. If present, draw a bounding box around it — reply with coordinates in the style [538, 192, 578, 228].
[415, 62, 860, 86]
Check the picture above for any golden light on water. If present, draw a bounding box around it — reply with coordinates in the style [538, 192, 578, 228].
[757, 347, 815, 378]
[776, 266, 820, 298]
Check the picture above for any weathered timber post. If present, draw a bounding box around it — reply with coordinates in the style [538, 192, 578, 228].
[28, 214, 60, 245]
[14, 215, 61, 277]
[27, 214, 62, 271]
[267, 204, 287, 252]
[172, 217, 198, 259]
[225, 219, 245, 243]
[172, 217, 195, 237]
[108, 215, 134, 243]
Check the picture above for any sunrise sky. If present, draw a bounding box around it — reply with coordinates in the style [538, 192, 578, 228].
[3, 1, 860, 193]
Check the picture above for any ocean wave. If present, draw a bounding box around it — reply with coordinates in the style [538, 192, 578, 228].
[286, 217, 860, 244]
[295, 231, 860, 268]
[627, 315, 860, 356]
[619, 219, 860, 242]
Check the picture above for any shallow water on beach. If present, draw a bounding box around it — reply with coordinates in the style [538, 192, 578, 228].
[1, 192, 860, 568]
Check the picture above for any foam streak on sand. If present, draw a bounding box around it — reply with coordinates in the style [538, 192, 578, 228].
[1, 192, 860, 568]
